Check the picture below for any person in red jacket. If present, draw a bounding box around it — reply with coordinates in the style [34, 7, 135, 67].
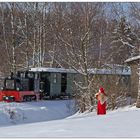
[95, 87, 107, 115]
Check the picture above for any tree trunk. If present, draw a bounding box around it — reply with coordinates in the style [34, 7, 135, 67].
[136, 63, 140, 107]
[10, 3, 16, 73]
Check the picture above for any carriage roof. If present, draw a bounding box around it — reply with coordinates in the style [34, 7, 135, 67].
[29, 67, 77, 74]
[29, 67, 131, 76]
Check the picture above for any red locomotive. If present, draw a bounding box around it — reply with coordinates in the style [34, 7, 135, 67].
[0, 72, 39, 102]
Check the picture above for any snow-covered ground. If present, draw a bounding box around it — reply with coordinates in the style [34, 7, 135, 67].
[0, 100, 139, 138]
[0, 100, 76, 126]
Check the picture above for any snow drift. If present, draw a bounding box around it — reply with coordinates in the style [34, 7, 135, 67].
[0, 100, 140, 138]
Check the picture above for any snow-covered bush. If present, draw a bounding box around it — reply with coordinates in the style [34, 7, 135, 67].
[1, 103, 26, 124]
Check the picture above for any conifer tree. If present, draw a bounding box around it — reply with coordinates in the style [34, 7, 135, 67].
[110, 17, 137, 64]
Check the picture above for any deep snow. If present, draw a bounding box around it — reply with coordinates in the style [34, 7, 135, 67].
[0, 100, 76, 126]
[0, 100, 139, 138]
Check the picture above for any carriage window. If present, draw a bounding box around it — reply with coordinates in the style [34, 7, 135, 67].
[35, 73, 38, 79]
[41, 73, 49, 78]
[20, 73, 25, 78]
[53, 74, 57, 83]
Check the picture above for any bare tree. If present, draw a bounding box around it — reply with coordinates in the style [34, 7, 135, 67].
[49, 3, 106, 112]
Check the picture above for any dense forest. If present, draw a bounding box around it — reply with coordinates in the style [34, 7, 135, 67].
[0, 2, 140, 112]
[0, 2, 139, 74]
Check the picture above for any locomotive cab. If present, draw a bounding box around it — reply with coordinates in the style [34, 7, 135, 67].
[3, 76, 22, 91]
[0, 72, 38, 102]
[1, 74, 22, 102]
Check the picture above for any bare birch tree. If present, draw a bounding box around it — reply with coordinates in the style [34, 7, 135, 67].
[49, 3, 105, 112]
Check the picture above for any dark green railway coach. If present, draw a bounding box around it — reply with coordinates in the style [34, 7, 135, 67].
[17, 67, 77, 99]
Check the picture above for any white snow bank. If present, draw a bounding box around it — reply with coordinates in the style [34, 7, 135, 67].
[0, 100, 76, 126]
[0, 104, 140, 138]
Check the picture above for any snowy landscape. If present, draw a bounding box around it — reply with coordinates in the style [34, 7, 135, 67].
[1, 2, 140, 138]
[0, 100, 139, 138]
